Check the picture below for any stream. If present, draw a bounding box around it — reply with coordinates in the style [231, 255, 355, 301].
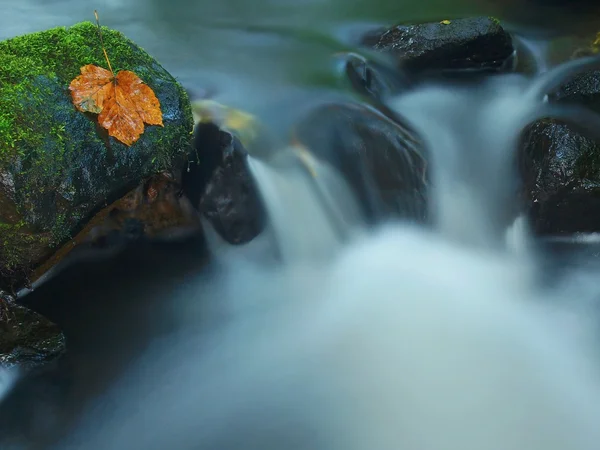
[1, 1, 600, 449]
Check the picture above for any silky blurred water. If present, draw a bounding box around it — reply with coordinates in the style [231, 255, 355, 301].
[2, 2, 600, 449]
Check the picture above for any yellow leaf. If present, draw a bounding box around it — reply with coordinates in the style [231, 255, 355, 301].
[440, 20, 451, 25]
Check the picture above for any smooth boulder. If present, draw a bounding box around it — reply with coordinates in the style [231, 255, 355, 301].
[361, 17, 515, 76]
[293, 102, 428, 223]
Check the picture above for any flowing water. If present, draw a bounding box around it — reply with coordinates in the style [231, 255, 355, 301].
[2, 1, 600, 449]
[32, 55, 600, 450]
[0, 367, 17, 404]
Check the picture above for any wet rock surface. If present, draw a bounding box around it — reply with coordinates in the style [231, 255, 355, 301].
[550, 69, 600, 113]
[25, 171, 202, 286]
[520, 67, 600, 235]
[337, 52, 410, 103]
[520, 119, 600, 235]
[294, 102, 428, 223]
[0, 296, 64, 370]
[0, 22, 194, 293]
[361, 17, 515, 76]
[183, 121, 266, 245]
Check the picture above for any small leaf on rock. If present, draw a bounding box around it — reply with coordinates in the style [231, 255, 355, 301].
[69, 64, 163, 146]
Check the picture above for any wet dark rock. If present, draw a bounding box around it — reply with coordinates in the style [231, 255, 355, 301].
[550, 69, 600, 113]
[0, 22, 194, 293]
[337, 52, 410, 103]
[83, 172, 201, 245]
[0, 230, 210, 448]
[361, 17, 515, 76]
[183, 122, 266, 245]
[294, 102, 428, 223]
[520, 120, 600, 235]
[0, 296, 64, 370]
[27, 172, 201, 285]
[520, 66, 600, 235]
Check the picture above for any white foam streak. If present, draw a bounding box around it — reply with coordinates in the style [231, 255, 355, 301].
[0, 367, 17, 404]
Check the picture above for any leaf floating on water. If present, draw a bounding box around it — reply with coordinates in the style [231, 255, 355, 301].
[68, 10, 163, 146]
[440, 20, 452, 25]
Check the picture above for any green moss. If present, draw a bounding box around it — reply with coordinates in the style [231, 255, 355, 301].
[0, 221, 49, 272]
[0, 22, 194, 290]
[0, 21, 186, 168]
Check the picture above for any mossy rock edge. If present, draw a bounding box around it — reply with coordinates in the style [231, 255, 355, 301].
[0, 21, 194, 292]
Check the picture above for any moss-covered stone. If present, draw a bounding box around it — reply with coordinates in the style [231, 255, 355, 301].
[0, 22, 194, 292]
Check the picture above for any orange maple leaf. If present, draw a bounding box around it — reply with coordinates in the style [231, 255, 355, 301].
[69, 65, 163, 146]
[68, 10, 163, 146]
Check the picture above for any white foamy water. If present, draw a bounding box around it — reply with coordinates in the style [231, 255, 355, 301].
[247, 145, 363, 261]
[17, 55, 600, 450]
[51, 224, 600, 450]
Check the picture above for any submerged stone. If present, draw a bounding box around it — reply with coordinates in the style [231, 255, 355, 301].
[550, 69, 600, 114]
[0, 22, 194, 292]
[293, 102, 428, 223]
[335, 52, 410, 103]
[361, 17, 514, 76]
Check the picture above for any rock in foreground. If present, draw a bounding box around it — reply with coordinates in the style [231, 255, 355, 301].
[0, 22, 194, 292]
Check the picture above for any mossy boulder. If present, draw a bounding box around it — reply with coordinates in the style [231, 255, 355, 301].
[0, 22, 194, 292]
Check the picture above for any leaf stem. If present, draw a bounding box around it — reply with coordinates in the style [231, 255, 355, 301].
[94, 10, 114, 76]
